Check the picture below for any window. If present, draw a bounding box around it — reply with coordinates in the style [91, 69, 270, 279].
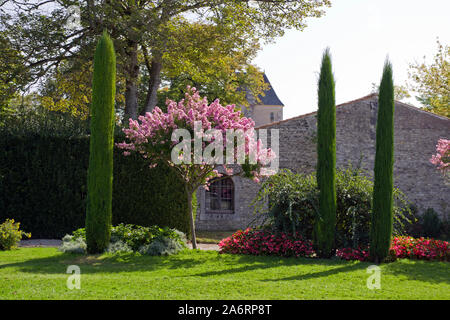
[205, 177, 234, 214]
[270, 112, 275, 122]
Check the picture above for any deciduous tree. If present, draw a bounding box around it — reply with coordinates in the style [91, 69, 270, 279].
[117, 87, 275, 248]
[1, 0, 331, 120]
[408, 39, 449, 118]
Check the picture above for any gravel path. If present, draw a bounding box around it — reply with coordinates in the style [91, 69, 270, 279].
[20, 239, 219, 251]
[187, 243, 219, 251]
[20, 239, 62, 247]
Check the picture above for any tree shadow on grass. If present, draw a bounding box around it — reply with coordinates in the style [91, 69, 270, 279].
[0, 249, 209, 275]
[178, 254, 367, 280]
[0, 248, 361, 278]
[261, 261, 368, 282]
[381, 259, 450, 285]
[2, 249, 448, 285]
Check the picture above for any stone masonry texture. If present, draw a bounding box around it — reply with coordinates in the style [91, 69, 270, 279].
[195, 95, 450, 231]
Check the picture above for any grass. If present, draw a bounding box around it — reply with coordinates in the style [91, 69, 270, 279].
[0, 247, 449, 300]
[196, 230, 236, 244]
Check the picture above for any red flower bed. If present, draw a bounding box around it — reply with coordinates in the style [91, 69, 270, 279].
[336, 237, 449, 262]
[335, 247, 369, 261]
[218, 228, 315, 258]
[219, 229, 450, 262]
[390, 236, 449, 261]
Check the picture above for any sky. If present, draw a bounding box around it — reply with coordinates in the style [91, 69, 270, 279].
[253, 0, 450, 119]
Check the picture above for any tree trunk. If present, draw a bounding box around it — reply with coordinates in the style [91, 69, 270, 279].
[186, 186, 198, 249]
[124, 41, 139, 120]
[143, 55, 163, 114]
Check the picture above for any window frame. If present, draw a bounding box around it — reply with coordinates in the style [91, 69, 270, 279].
[205, 177, 235, 214]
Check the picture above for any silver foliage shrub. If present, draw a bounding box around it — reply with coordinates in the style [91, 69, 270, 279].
[59, 234, 87, 254]
[106, 240, 133, 254]
[138, 236, 186, 256]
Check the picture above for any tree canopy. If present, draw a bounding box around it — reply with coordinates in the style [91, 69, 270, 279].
[407, 39, 449, 118]
[0, 0, 331, 120]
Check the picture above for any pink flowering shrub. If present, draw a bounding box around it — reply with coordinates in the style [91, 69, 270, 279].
[430, 138, 450, 173]
[116, 87, 276, 248]
[117, 86, 275, 186]
[218, 228, 315, 258]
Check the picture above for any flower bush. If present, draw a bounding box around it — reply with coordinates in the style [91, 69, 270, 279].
[0, 219, 31, 250]
[337, 237, 449, 262]
[335, 247, 369, 261]
[218, 228, 315, 258]
[430, 138, 450, 173]
[116, 87, 276, 248]
[390, 236, 449, 261]
[219, 229, 449, 262]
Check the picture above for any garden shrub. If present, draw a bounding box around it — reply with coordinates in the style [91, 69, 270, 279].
[441, 216, 450, 241]
[61, 224, 187, 256]
[71, 223, 187, 252]
[389, 236, 449, 261]
[252, 167, 414, 248]
[0, 219, 31, 250]
[0, 134, 190, 238]
[138, 236, 186, 256]
[108, 224, 153, 251]
[59, 234, 87, 254]
[218, 228, 315, 258]
[336, 236, 450, 262]
[106, 240, 133, 254]
[407, 208, 448, 241]
[421, 208, 442, 238]
[219, 229, 449, 262]
[335, 247, 369, 262]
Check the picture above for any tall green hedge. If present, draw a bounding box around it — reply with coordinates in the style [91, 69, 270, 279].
[0, 135, 190, 238]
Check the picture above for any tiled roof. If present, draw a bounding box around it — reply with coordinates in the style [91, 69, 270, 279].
[257, 93, 449, 129]
[247, 73, 284, 106]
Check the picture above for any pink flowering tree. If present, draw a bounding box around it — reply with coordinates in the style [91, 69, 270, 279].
[117, 87, 276, 248]
[430, 138, 450, 178]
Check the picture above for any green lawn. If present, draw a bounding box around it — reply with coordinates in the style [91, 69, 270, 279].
[0, 248, 449, 299]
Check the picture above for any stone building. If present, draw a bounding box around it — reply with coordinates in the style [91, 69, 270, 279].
[195, 78, 450, 231]
[240, 73, 284, 127]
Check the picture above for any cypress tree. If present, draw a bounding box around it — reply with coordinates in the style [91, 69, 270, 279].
[86, 32, 116, 254]
[315, 48, 337, 258]
[370, 59, 395, 263]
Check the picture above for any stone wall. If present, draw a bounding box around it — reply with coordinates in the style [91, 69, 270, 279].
[250, 105, 284, 127]
[196, 95, 450, 231]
